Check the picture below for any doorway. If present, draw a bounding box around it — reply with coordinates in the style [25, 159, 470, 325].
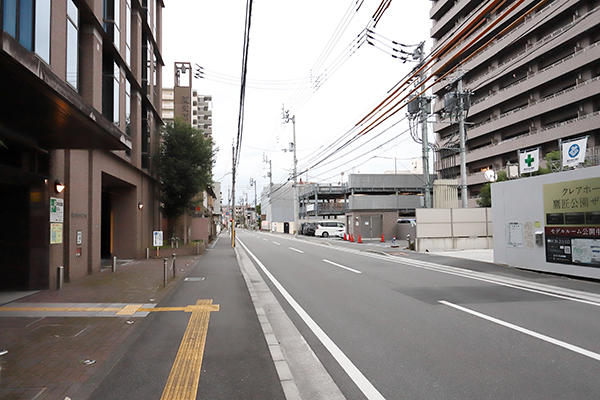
[360, 215, 383, 239]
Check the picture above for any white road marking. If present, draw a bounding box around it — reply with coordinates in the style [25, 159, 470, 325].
[440, 301, 600, 362]
[289, 247, 304, 253]
[238, 240, 386, 400]
[273, 242, 281, 246]
[263, 238, 269, 241]
[323, 259, 362, 274]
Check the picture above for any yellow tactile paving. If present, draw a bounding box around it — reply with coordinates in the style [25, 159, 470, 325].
[160, 299, 219, 400]
[115, 304, 144, 315]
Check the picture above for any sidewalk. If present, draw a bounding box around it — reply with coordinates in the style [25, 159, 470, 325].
[0, 238, 282, 400]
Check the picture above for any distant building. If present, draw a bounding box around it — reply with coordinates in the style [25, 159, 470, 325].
[430, 0, 600, 207]
[162, 87, 212, 136]
[0, 0, 164, 290]
[161, 63, 216, 243]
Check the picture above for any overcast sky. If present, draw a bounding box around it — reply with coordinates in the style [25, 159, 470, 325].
[162, 0, 432, 206]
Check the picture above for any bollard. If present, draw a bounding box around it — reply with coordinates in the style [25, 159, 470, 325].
[57, 266, 64, 290]
[163, 258, 168, 287]
[406, 234, 411, 249]
[146, 248, 149, 259]
[112, 256, 117, 272]
[172, 254, 176, 278]
[196, 242, 200, 255]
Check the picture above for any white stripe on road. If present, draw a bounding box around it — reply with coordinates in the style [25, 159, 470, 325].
[289, 247, 304, 253]
[323, 259, 362, 274]
[238, 239, 386, 400]
[273, 242, 281, 246]
[440, 301, 600, 362]
[263, 238, 269, 241]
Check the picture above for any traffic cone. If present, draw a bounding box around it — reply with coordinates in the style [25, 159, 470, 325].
[350, 234, 354, 242]
[343, 233, 347, 241]
[381, 233, 385, 242]
[358, 234, 362, 243]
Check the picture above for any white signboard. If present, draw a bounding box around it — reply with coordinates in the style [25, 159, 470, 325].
[50, 197, 64, 222]
[153, 231, 163, 247]
[506, 222, 524, 248]
[562, 136, 588, 167]
[519, 148, 539, 174]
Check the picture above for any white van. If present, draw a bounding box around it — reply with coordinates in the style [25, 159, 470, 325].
[314, 221, 345, 238]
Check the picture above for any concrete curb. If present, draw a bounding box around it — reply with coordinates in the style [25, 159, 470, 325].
[235, 247, 302, 400]
[235, 244, 346, 400]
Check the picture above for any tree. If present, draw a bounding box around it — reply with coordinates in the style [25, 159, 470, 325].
[156, 118, 216, 233]
[476, 170, 507, 207]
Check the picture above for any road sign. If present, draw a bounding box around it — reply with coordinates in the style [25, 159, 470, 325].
[153, 231, 163, 247]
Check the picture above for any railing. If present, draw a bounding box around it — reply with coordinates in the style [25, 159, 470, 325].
[469, 76, 600, 131]
[471, 41, 600, 107]
[466, 6, 586, 88]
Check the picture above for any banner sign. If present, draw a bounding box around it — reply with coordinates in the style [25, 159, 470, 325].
[562, 137, 588, 167]
[519, 148, 539, 174]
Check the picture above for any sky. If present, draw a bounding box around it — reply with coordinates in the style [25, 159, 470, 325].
[162, 0, 432, 206]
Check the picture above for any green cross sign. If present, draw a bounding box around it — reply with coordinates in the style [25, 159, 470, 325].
[524, 153, 535, 167]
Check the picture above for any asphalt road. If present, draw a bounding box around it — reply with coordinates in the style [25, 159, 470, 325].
[237, 230, 600, 400]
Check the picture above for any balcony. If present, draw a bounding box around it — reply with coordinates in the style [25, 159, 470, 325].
[437, 111, 600, 170]
[469, 41, 600, 116]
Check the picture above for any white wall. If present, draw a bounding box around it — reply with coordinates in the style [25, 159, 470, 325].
[492, 165, 600, 279]
[415, 208, 492, 251]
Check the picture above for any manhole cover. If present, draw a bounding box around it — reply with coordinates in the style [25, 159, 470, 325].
[184, 277, 205, 282]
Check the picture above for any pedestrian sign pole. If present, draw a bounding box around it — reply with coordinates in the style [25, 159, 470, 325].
[153, 231, 163, 257]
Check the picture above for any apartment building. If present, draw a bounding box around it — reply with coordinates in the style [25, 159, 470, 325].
[430, 0, 600, 207]
[161, 64, 217, 243]
[0, 0, 164, 290]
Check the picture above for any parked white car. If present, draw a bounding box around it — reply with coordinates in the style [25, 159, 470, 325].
[314, 221, 345, 238]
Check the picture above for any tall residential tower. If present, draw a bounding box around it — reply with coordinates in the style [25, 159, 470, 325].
[430, 0, 600, 206]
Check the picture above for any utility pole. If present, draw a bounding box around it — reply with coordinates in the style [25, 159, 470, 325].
[458, 75, 468, 208]
[249, 177, 257, 229]
[231, 143, 236, 246]
[416, 42, 432, 209]
[282, 106, 299, 235]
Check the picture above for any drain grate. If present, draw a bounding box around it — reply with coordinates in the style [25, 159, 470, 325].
[184, 277, 205, 282]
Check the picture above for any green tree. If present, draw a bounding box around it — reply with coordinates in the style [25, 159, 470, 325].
[476, 170, 508, 207]
[157, 118, 216, 233]
[537, 150, 561, 174]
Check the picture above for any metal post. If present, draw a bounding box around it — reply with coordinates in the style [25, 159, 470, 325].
[163, 258, 168, 287]
[146, 248, 149, 259]
[112, 255, 117, 273]
[406, 234, 411, 249]
[57, 266, 64, 290]
[458, 76, 468, 208]
[172, 254, 176, 278]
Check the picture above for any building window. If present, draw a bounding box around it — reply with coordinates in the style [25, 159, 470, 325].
[103, 0, 120, 50]
[3, 0, 51, 63]
[113, 62, 121, 127]
[125, 0, 131, 65]
[34, 0, 51, 63]
[66, 0, 79, 90]
[125, 79, 131, 136]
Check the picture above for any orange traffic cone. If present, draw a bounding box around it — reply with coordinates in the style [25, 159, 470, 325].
[358, 234, 362, 243]
[343, 233, 347, 241]
[350, 234, 354, 242]
[381, 233, 385, 242]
